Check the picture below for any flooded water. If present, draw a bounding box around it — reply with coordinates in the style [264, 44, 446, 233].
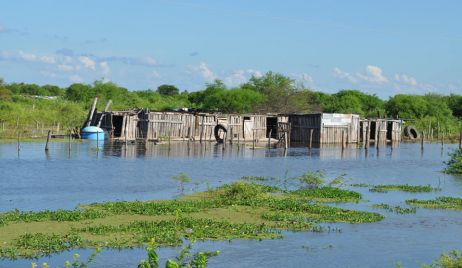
[1, 140, 461, 268]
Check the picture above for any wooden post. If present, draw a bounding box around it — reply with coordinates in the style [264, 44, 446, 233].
[268, 129, 272, 149]
[459, 132, 462, 149]
[86, 97, 98, 127]
[341, 130, 345, 151]
[230, 127, 233, 144]
[421, 132, 424, 151]
[16, 116, 20, 154]
[252, 129, 255, 149]
[45, 130, 51, 151]
[96, 129, 99, 150]
[68, 130, 72, 156]
[284, 132, 288, 150]
[366, 121, 370, 150]
[199, 116, 205, 143]
[309, 129, 313, 150]
[17, 128, 20, 154]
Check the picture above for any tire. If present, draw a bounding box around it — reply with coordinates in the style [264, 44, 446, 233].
[404, 126, 419, 139]
[214, 124, 227, 143]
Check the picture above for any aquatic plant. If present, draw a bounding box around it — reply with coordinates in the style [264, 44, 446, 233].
[421, 250, 462, 268]
[350, 183, 370, 187]
[291, 187, 362, 202]
[0, 181, 382, 259]
[444, 149, 462, 175]
[138, 239, 219, 268]
[372, 204, 417, 214]
[297, 170, 325, 189]
[406, 196, 462, 210]
[172, 172, 192, 194]
[370, 184, 438, 193]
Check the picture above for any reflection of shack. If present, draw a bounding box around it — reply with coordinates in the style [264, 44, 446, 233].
[360, 119, 402, 143]
[287, 113, 360, 145]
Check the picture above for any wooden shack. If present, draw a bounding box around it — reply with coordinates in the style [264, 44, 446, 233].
[360, 118, 402, 143]
[93, 108, 272, 143]
[288, 113, 360, 145]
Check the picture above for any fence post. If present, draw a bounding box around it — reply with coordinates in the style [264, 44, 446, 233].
[45, 130, 51, 151]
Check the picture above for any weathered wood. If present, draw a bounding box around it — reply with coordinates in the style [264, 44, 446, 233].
[309, 129, 313, 149]
[45, 130, 51, 151]
[86, 97, 98, 127]
[459, 132, 462, 149]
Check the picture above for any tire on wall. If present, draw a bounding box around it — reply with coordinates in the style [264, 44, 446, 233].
[214, 124, 227, 143]
[404, 125, 419, 139]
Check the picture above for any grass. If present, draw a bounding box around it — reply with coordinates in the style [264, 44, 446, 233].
[369, 184, 438, 193]
[406, 197, 462, 210]
[372, 204, 417, 214]
[0, 182, 383, 259]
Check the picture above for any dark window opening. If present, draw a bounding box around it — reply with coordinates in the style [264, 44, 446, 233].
[266, 117, 278, 138]
[113, 115, 124, 137]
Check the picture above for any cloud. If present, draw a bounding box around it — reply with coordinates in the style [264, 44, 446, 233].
[395, 73, 417, 86]
[334, 65, 388, 84]
[192, 62, 216, 82]
[99, 61, 111, 76]
[100, 55, 163, 67]
[150, 70, 161, 78]
[356, 65, 388, 83]
[78, 56, 96, 70]
[333, 67, 358, 83]
[18, 50, 37, 61]
[69, 75, 83, 83]
[224, 69, 263, 87]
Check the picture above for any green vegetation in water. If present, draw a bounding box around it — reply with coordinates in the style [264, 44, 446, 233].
[350, 183, 370, 187]
[420, 250, 462, 268]
[406, 196, 462, 210]
[444, 149, 462, 175]
[372, 204, 417, 214]
[137, 239, 219, 268]
[369, 184, 439, 193]
[0, 180, 382, 259]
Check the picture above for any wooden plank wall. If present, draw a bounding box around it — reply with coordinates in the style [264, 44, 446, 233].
[227, 115, 242, 140]
[195, 114, 217, 141]
[144, 112, 196, 141]
[376, 119, 388, 142]
[251, 115, 267, 140]
[389, 120, 402, 141]
[321, 125, 349, 144]
[288, 114, 322, 144]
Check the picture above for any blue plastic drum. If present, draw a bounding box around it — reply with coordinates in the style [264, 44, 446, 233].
[81, 126, 105, 140]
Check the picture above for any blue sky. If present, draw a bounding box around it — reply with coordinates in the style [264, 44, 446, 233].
[0, 0, 460, 98]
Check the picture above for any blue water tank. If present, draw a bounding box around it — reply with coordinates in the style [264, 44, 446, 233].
[81, 126, 105, 140]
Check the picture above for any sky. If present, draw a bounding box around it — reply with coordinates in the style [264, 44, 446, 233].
[0, 0, 461, 98]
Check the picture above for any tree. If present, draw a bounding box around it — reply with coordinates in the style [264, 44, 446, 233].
[0, 78, 12, 101]
[157, 84, 179, 96]
[242, 72, 297, 113]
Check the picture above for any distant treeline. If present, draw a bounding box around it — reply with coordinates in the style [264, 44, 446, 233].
[0, 72, 461, 133]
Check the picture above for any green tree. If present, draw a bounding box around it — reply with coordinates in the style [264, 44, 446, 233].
[157, 84, 179, 96]
[0, 78, 12, 101]
[242, 71, 297, 113]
